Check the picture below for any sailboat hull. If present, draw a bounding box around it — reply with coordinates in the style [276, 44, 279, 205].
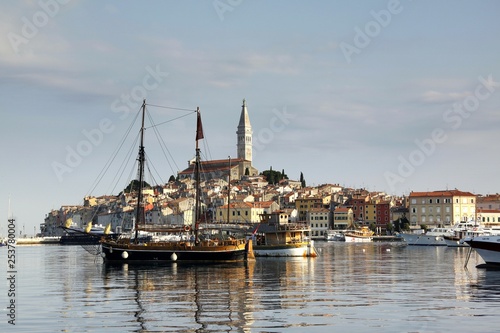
[101, 240, 248, 262]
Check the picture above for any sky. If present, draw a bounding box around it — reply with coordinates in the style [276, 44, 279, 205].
[1, 0, 499, 236]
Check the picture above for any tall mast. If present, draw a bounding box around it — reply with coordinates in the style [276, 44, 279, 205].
[134, 99, 146, 243]
[227, 156, 231, 224]
[194, 107, 204, 245]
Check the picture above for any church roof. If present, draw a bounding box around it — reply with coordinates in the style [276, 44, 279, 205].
[178, 158, 245, 175]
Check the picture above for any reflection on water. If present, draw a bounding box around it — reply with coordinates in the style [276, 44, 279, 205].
[101, 261, 257, 332]
[9, 243, 500, 332]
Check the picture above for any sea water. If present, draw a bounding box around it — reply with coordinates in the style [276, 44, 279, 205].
[2, 242, 500, 332]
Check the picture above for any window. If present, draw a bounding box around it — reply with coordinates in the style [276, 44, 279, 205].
[429, 199, 433, 204]
[437, 199, 440, 203]
[411, 199, 417, 204]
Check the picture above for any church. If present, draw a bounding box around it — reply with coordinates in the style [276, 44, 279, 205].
[178, 99, 259, 181]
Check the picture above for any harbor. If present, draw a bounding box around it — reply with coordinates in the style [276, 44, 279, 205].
[4, 241, 500, 332]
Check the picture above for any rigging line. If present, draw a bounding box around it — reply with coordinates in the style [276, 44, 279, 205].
[144, 112, 195, 130]
[144, 152, 164, 186]
[86, 107, 142, 197]
[145, 103, 196, 112]
[109, 131, 141, 195]
[200, 132, 214, 162]
[145, 109, 181, 175]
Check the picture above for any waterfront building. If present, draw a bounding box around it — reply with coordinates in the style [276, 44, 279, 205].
[344, 194, 368, 223]
[364, 202, 377, 224]
[408, 189, 476, 228]
[307, 207, 330, 238]
[376, 200, 392, 231]
[477, 194, 500, 210]
[215, 201, 278, 224]
[476, 208, 500, 228]
[333, 207, 354, 230]
[296, 196, 323, 221]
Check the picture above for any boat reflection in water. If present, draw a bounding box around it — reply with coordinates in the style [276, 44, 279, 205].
[102, 261, 257, 331]
[100, 256, 317, 332]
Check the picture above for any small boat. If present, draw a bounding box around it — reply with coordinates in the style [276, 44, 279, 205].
[464, 235, 500, 267]
[344, 226, 374, 243]
[252, 221, 317, 257]
[100, 101, 253, 263]
[60, 222, 118, 245]
[324, 230, 345, 241]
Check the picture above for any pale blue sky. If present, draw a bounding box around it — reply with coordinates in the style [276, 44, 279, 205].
[1, 0, 499, 235]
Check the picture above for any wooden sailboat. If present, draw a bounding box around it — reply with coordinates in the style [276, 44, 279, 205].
[100, 100, 253, 262]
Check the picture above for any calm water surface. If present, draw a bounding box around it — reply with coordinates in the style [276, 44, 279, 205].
[3, 242, 500, 332]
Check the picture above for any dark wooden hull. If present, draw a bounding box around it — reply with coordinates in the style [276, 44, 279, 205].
[101, 239, 248, 263]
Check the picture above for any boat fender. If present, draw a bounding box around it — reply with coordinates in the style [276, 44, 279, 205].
[109, 247, 113, 253]
[171, 252, 177, 261]
[121, 251, 128, 259]
[184, 225, 191, 232]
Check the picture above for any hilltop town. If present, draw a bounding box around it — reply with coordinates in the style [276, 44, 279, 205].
[41, 100, 500, 238]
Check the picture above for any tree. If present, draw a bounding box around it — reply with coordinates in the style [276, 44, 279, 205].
[393, 217, 410, 232]
[123, 179, 151, 193]
[386, 222, 394, 234]
[260, 168, 288, 185]
[300, 172, 306, 188]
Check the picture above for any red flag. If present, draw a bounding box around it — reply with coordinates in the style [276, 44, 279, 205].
[196, 110, 204, 141]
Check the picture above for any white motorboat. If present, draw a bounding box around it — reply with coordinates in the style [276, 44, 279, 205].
[398, 227, 454, 246]
[324, 230, 345, 241]
[464, 235, 500, 267]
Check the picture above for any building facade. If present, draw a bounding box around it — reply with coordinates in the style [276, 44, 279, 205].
[333, 207, 354, 230]
[408, 190, 476, 228]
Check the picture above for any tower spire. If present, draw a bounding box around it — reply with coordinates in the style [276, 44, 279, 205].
[236, 98, 253, 162]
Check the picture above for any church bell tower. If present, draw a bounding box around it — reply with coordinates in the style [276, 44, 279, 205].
[236, 99, 253, 162]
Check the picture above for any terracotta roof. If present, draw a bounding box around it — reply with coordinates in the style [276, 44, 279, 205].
[477, 209, 500, 213]
[478, 195, 500, 202]
[409, 190, 476, 197]
[178, 158, 245, 175]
